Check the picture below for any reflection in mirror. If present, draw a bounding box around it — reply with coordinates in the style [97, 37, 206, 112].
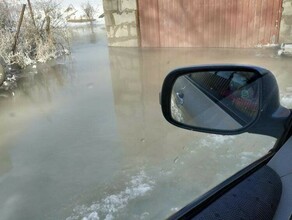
[171, 70, 260, 131]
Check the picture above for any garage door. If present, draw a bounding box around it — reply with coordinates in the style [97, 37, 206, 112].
[138, 0, 283, 48]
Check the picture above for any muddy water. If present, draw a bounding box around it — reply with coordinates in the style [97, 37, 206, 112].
[0, 26, 291, 220]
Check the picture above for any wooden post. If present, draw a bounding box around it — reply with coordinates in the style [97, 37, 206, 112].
[27, 0, 36, 28]
[45, 15, 51, 38]
[12, 4, 26, 55]
[0, 64, 5, 86]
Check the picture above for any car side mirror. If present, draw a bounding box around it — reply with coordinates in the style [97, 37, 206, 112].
[160, 65, 291, 138]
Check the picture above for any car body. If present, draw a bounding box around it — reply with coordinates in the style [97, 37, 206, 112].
[160, 65, 292, 220]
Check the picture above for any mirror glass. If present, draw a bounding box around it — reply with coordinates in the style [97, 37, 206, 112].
[171, 70, 260, 131]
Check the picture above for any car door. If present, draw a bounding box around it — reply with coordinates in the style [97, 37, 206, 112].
[160, 65, 291, 220]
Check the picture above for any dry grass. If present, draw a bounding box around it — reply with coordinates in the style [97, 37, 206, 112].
[0, 0, 70, 68]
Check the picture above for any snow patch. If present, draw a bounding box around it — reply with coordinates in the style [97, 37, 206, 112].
[256, 43, 279, 48]
[140, 212, 150, 219]
[170, 97, 183, 123]
[200, 135, 236, 149]
[239, 151, 262, 166]
[281, 94, 292, 108]
[66, 171, 155, 220]
[171, 207, 179, 212]
[82, 212, 99, 220]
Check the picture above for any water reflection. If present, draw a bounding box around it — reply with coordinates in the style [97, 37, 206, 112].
[68, 24, 104, 45]
[109, 48, 200, 167]
[0, 60, 74, 100]
[0, 145, 12, 177]
[107, 47, 287, 219]
[0, 27, 122, 220]
[0, 58, 74, 177]
[0, 27, 292, 220]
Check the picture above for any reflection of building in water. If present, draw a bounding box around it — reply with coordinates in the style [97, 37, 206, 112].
[108, 48, 200, 165]
[109, 48, 145, 146]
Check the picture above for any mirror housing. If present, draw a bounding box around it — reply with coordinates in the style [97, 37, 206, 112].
[160, 65, 290, 138]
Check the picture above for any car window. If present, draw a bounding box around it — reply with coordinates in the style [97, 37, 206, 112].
[0, 1, 291, 220]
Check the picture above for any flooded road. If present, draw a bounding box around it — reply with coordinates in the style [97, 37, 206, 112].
[0, 25, 291, 220]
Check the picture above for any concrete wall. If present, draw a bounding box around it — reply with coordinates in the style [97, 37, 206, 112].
[103, 0, 139, 47]
[280, 0, 292, 43]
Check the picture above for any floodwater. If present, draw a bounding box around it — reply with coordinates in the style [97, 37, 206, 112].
[0, 25, 291, 220]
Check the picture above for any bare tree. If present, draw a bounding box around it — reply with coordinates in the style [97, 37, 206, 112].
[81, 1, 96, 20]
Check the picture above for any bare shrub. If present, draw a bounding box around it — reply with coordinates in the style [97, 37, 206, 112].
[0, 1, 16, 31]
[0, 0, 70, 68]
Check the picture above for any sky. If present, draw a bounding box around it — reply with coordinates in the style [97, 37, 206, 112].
[15, 0, 104, 17]
[61, 0, 104, 16]
[60, 0, 103, 8]
[60, 0, 104, 22]
[16, 0, 103, 9]
[13, 0, 105, 24]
